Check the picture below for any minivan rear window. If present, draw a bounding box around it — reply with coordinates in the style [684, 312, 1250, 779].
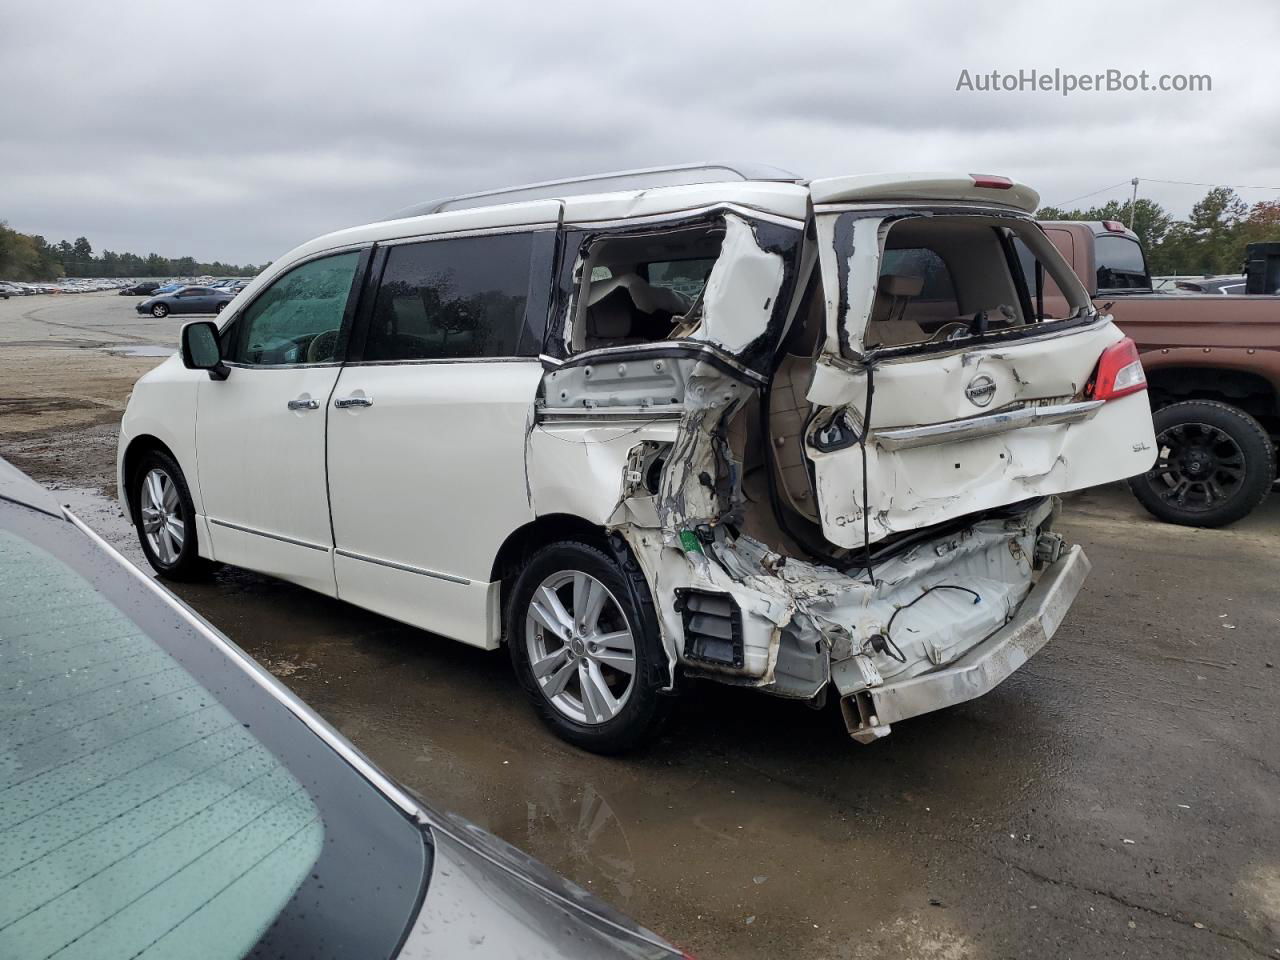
[365, 233, 535, 361]
[833, 212, 1091, 354]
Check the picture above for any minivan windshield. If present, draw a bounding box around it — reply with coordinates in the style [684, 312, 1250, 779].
[0, 497, 428, 960]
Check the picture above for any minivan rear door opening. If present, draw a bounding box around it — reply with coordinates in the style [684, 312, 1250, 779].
[802, 202, 1158, 549]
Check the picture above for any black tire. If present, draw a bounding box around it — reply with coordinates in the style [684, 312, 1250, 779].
[129, 449, 213, 580]
[1129, 400, 1274, 528]
[151, 303, 168, 318]
[506, 538, 672, 754]
[215, 301, 227, 314]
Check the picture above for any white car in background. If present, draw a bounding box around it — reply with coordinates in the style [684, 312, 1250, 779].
[118, 163, 1156, 753]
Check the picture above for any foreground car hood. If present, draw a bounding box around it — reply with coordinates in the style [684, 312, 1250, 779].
[396, 811, 680, 959]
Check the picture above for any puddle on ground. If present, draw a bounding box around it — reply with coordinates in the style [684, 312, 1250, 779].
[107, 345, 174, 357]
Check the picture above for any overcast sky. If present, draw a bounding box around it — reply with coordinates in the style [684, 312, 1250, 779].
[3, 0, 1278, 265]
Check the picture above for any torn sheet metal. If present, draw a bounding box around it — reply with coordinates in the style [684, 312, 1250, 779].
[807, 387, 1154, 550]
[690, 214, 787, 354]
[614, 492, 1055, 718]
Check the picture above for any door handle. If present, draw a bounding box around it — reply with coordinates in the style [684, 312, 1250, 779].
[287, 398, 319, 411]
[334, 395, 373, 409]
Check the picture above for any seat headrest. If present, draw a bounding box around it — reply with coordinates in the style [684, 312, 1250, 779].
[586, 287, 633, 338]
[878, 274, 924, 298]
[588, 272, 690, 315]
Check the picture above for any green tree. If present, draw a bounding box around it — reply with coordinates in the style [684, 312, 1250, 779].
[0, 222, 262, 280]
[1039, 187, 1261, 277]
[1036, 198, 1172, 255]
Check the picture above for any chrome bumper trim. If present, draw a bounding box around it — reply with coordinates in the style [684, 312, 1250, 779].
[873, 400, 1104, 451]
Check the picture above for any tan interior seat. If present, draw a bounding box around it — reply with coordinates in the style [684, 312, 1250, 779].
[583, 273, 689, 350]
[868, 273, 927, 347]
[583, 287, 637, 350]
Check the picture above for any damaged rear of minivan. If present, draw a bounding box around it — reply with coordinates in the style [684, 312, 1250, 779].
[519, 172, 1155, 751]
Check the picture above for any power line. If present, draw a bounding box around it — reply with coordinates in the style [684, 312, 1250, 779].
[1047, 180, 1134, 208]
[1049, 176, 1280, 209]
[1140, 177, 1280, 191]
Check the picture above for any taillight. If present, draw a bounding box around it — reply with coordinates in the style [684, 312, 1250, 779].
[1102, 220, 1128, 233]
[1086, 337, 1147, 400]
[970, 174, 1013, 190]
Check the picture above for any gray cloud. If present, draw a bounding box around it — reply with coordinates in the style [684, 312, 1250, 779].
[3, 0, 1278, 264]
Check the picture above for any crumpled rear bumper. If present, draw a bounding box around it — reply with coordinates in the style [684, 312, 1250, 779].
[842, 544, 1091, 743]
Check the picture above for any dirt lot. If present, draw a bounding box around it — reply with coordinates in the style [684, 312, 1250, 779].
[3, 292, 1278, 959]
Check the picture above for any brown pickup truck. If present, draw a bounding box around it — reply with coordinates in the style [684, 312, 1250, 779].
[1031, 221, 1280, 527]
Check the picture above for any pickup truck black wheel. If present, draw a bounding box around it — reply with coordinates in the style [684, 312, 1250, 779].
[1129, 400, 1274, 528]
[506, 539, 672, 754]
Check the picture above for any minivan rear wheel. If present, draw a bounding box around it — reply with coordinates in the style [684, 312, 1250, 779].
[507, 540, 671, 754]
[1128, 400, 1274, 527]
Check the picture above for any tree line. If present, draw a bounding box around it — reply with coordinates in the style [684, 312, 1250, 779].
[5, 185, 1277, 283]
[0, 222, 265, 281]
[1037, 187, 1280, 277]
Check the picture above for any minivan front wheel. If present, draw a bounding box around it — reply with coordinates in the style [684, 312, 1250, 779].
[130, 450, 211, 580]
[507, 540, 671, 753]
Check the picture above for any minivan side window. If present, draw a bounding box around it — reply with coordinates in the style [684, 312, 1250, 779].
[364, 232, 534, 361]
[227, 251, 361, 366]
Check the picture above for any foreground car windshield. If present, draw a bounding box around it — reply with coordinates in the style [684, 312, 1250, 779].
[0, 497, 427, 960]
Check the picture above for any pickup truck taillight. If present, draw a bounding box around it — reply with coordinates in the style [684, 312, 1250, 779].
[1086, 337, 1147, 401]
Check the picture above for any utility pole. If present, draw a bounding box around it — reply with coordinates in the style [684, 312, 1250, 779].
[1129, 177, 1140, 229]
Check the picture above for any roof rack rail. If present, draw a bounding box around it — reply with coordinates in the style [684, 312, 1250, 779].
[387, 161, 803, 220]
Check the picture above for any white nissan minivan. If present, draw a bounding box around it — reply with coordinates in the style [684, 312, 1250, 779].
[118, 163, 1156, 753]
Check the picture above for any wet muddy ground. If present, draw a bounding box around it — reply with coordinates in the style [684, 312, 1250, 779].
[2, 294, 1278, 959]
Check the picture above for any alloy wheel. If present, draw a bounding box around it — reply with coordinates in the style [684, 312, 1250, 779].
[1146, 421, 1246, 513]
[139, 467, 185, 565]
[525, 570, 636, 725]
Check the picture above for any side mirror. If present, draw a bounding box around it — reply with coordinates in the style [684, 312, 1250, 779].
[181, 320, 229, 381]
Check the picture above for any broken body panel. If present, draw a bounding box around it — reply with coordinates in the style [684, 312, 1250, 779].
[531, 180, 1154, 739]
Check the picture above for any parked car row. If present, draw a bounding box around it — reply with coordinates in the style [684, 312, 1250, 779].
[0, 280, 65, 295]
[0, 276, 253, 298]
[1152, 274, 1249, 295]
